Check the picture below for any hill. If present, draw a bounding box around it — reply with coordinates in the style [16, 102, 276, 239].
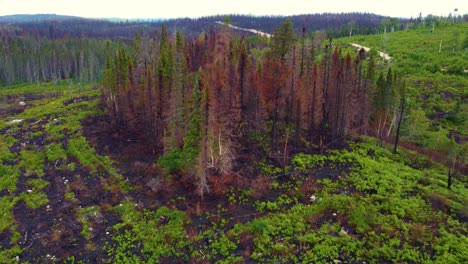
[335, 21, 467, 173]
[0, 14, 83, 23]
[0, 12, 396, 39]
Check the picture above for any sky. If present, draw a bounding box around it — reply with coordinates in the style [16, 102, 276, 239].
[0, 0, 467, 19]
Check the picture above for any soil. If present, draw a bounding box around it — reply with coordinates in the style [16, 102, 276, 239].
[0, 98, 121, 262]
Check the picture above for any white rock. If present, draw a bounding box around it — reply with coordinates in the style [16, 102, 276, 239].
[340, 226, 349, 235]
[309, 195, 317, 202]
[26, 189, 32, 193]
[333, 213, 337, 216]
[7, 119, 23, 124]
[19, 101, 26, 106]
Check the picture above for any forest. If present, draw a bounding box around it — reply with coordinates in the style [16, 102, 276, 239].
[0, 12, 467, 263]
[101, 21, 386, 196]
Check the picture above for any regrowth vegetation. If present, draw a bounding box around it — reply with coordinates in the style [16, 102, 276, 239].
[0, 14, 466, 263]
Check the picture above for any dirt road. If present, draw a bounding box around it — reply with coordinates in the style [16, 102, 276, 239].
[215, 21, 271, 38]
[351, 43, 392, 61]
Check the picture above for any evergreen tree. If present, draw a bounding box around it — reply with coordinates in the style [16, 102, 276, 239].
[271, 19, 295, 61]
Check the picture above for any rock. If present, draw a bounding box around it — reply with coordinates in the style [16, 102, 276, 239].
[309, 195, 317, 202]
[340, 226, 349, 236]
[19, 101, 26, 106]
[7, 119, 23, 124]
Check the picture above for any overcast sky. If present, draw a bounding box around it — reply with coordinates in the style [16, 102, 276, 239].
[0, 0, 466, 19]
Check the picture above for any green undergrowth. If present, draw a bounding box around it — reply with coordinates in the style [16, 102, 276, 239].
[106, 202, 192, 263]
[221, 138, 467, 262]
[0, 81, 92, 97]
[100, 137, 467, 263]
[77, 205, 102, 241]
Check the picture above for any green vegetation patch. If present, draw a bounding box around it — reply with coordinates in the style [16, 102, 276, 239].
[0, 164, 20, 192]
[77, 205, 102, 241]
[26, 178, 49, 190]
[18, 148, 45, 177]
[19, 191, 49, 209]
[46, 142, 68, 162]
[108, 202, 192, 262]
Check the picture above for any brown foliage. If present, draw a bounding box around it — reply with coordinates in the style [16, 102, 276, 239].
[102, 26, 374, 192]
[250, 175, 271, 199]
[426, 192, 450, 212]
[299, 176, 317, 195]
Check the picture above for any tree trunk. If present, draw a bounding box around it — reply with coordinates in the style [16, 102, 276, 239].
[393, 100, 405, 154]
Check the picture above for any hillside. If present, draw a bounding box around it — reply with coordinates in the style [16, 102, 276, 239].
[336, 21, 467, 173]
[0, 17, 467, 263]
[0, 83, 466, 263]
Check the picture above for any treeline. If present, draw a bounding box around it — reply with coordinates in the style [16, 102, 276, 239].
[173, 13, 395, 38]
[0, 13, 398, 85]
[0, 13, 403, 40]
[0, 18, 151, 40]
[2, 13, 464, 41]
[101, 21, 406, 195]
[0, 36, 110, 85]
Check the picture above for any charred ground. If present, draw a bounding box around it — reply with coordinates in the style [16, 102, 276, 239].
[0, 84, 466, 263]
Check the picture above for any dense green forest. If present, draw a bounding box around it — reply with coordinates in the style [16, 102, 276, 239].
[0, 13, 466, 263]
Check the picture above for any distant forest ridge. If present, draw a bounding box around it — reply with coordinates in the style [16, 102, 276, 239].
[0, 13, 420, 39]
